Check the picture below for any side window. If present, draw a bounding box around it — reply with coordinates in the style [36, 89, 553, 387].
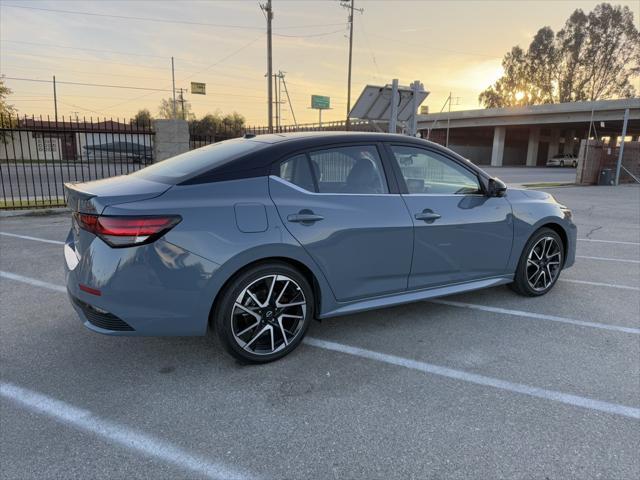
[279, 154, 315, 192]
[308, 145, 388, 194]
[389, 145, 480, 195]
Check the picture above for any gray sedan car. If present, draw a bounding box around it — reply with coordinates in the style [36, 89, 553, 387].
[64, 132, 576, 362]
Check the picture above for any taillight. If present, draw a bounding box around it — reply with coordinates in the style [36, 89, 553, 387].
[74, 213, 181, 248]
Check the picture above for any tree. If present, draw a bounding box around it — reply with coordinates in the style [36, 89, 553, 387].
[0, 77, 17, 123]
[0, 77, 17, 139]
[189, 111, 245, 137]
[131, 108, 153, 126]
[478, 46, 529, 108]
[479, 3, 639, 107]
[158, 96, 194, 120]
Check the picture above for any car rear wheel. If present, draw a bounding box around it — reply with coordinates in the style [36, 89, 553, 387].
[213, 262, 313, 363]
[510, 228, 564, 297]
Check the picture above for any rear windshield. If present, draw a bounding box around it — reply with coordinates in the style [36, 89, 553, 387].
[130, 138, 262, 183]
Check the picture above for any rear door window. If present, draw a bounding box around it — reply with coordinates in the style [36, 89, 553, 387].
[308, 145, 388, 194]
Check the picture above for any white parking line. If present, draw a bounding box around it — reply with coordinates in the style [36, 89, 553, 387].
[4, 269, 639, 422]
[0, 231, 64, 245]
[578, 238, 640, 246]
[560, 278, 640, 291]
[577, 255, 640, 264]
[430, 299, 639, 335]
[0, 382, 254, 480]
[304, 337, 640, 420]
[4, 270, 637, 336]
[1, 271, 66, 293]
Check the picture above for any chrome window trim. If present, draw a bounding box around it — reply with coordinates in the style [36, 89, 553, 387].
[269, 175, 402, 197]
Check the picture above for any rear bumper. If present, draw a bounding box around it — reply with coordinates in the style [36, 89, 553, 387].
[64, 230, 220, 336]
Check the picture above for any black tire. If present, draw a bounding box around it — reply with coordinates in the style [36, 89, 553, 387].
[572, 160, 577, 168]
[560, 160, 565, 167]
[213, 262, 314, 363]
[510, 227, 564, 297]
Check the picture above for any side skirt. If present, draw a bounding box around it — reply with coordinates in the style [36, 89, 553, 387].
[318, 275, 514, 319]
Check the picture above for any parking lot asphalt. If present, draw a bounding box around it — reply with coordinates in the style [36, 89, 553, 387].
[482, 166, 577, 186]
[1, 185, 638, 480]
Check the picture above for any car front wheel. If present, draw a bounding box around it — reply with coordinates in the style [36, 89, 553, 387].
[213, 262, 313, 363]
[510, 228, 564, 296]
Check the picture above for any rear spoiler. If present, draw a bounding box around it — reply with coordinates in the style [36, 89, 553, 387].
[64, 183, 99, 214]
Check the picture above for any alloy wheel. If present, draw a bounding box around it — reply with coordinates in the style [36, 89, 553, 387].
[526, 236, 562, 292]
[231, 274, 307, 356]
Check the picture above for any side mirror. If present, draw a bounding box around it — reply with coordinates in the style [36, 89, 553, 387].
[487, 177, 507, 197]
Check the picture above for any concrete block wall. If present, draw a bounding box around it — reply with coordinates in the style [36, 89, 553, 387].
[153, 119, 189, 162]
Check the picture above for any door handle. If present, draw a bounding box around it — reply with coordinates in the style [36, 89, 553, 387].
[287, 212, 324, 224]
[415, 211, 441, 222]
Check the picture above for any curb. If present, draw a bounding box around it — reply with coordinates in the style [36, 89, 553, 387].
[0, 207, 69, 218]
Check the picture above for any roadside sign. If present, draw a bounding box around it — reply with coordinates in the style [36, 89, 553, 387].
[311, 95, 330, 110]
[191, 82, 206, 95]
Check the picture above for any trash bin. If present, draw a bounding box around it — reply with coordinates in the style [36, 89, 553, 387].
[598, 168, 614, 185]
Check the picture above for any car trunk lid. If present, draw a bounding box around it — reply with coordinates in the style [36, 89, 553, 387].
[64, 175, 171, 215]
[64, 175, 172, 256]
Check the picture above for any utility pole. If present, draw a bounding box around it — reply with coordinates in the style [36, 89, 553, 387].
[171, 57, 177, 119]
[341, 1, 362, 130]
[261, 1, 274, 132]
[52, 75, 58, 122]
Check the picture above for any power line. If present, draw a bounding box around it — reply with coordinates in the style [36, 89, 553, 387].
[2, 51, 171, 71]
[178, 34, 264, 82]
[101, 34, 266, 111]
[366, 31, 502, 59]
[2, 63, 170, 81]
[2, 40, 171, 60]
[3, 77, 173, 92]
[2, 4, 346, 31]
[10, 79, 264, 99]
[274, 28, 347, 38]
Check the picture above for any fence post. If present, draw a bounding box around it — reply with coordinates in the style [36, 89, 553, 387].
[152, 119, 189, 162]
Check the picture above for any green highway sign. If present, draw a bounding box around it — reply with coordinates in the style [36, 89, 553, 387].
[191, 82, 206, 95]
[311, 95, 330, 109]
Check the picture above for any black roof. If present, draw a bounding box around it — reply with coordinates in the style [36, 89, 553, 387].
[182, 131, 484, 185]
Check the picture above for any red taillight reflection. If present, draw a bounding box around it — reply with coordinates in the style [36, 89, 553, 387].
[74, 213, 181, 248]
[79, 284, 102, 296]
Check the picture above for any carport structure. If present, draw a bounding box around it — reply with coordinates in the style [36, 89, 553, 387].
[418, 98, 640, 166]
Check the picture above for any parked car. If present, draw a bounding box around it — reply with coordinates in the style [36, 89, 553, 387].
[64, 132, 576, 363]
[83, 141, 152, 163]
[547, 153, 577, 168]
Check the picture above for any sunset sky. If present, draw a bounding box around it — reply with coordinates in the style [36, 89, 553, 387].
[1, 0, 638, 125]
